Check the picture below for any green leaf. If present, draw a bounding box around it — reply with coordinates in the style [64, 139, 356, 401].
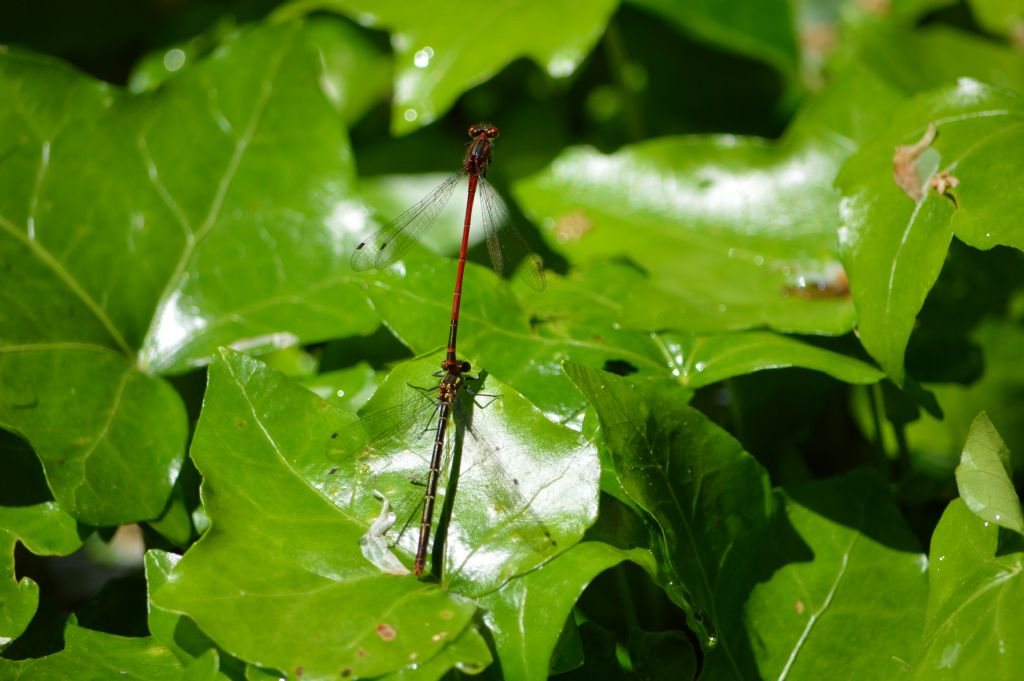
[477, 541, 634, 679]
[912, 499, 1024, 679]
[0, 19, 380, 524]
[0, 502, 82, 642]
[145, 550, 242, 677]
[153, 350, 479, 678]
[514, 65, 906, 337]
[742, 471, 928, 680]
[155, 349, 598, 676]
[967, 0, 1024, 40]
[285, 0, 618, 134]
[955, 412, 1024, 534]
[0, 347, 188, 526]
[628, 0, 799, 78]
[838, 80, 1024, 384]
[564, 363, 774, 674]
[628, 628, 698, 681]
[654, 331, 884, 387]
[0, 620, 183, 680]
[355, 254, 670, 422]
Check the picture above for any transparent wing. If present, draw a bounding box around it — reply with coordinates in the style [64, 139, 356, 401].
[350, 171, 465, 272]
[479, 177, 546, 291]
[450, 397, 557, 556]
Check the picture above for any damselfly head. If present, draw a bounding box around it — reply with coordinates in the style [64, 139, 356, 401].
[468, 123, 499, 140]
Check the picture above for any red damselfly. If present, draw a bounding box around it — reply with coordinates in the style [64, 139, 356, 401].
[351, 123, 545, 372]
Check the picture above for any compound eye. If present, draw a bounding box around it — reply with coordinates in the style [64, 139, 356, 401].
[487, 126, 499, 139]
[468, 124, 482, 137]
[460, 361, 471, 372]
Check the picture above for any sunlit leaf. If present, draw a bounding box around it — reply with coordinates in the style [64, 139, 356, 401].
[0, 19, 380, 524]
[955, 412, 1024, 534]
[912, 499, 1024, 679]
[285, 0, 618, 133]
[838, 79, 1024, 383]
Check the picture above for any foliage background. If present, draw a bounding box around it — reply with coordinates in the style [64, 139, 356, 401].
[2, 0, 1024, 679]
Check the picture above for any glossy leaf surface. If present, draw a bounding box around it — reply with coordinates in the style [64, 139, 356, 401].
[288, 0, 618, 133]
[913, 499, 1024, 679]
[837, 80, 1024, 383]
[0, 18, 381, 524]
[955, 412, 1024, 534]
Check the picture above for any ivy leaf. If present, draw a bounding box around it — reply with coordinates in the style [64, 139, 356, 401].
[628, 0, 799, 78]
[741, 471, 928, 680]
[514, 65, 907, 337]
[477, 541, 635, 679]
[0, 502, 82, 642]
[0, 19, 379, 524]
[154, 349, 598, 677]
[0, 620, 183, 679]
[290, 0, 618, 134]
[565, 363, 774, 675]
[837, 79, 1024, 384]
[912, 499, 1024, 679]
[955, 412, 1024, 534]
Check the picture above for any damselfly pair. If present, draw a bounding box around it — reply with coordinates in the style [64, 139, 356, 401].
[350, 124, 546, 577]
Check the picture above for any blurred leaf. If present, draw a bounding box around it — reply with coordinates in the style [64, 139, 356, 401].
[628, 0, 799, 78]
[743, 470, 928, 680]
[0, 620, 183, 679]
[0, 19, 380, 524]
[912, 499, 1024, 679]
[155, 349, 598, 676]
[628, 628, 698, 681]
[515, 64, 906, 337]
[285, 0, 619, 134]
[354, 254, 670, 422]
[838, 80, 1024, 384]
[955, 412, 1023, 533]
[0, 502, 82, 642]
[302, 361, 379, 411]
[967, 0, 1024, 41]
[565, 363, 774, 674]
[477, 541, 634, 679]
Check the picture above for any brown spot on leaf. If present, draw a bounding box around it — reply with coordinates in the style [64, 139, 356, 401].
[856, 0, 891, 16]
[376, 623, 397, 641]
[296, 666, 304, 677]
[795, 600, 806, 615]
[237, 419, 247, 429]
[439, 610, 454, 620]
[929, 170, 959, 196]
[328, 466, 338, 475]
[341, 668, 352, 678]
[893, 123, 937, 201]
[553, 210, 592, 243]
[357, 648, 366, 657]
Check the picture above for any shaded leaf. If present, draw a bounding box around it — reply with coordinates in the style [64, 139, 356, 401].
[0, 620, 183, 680]
[565, 363, 773, 675]
[477, 541, 635, 679]
[742, 471, 928, 680]
[628, 0, 798, 78]
[0, 502, 82, 642]
[955, 412, 1024, 534]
